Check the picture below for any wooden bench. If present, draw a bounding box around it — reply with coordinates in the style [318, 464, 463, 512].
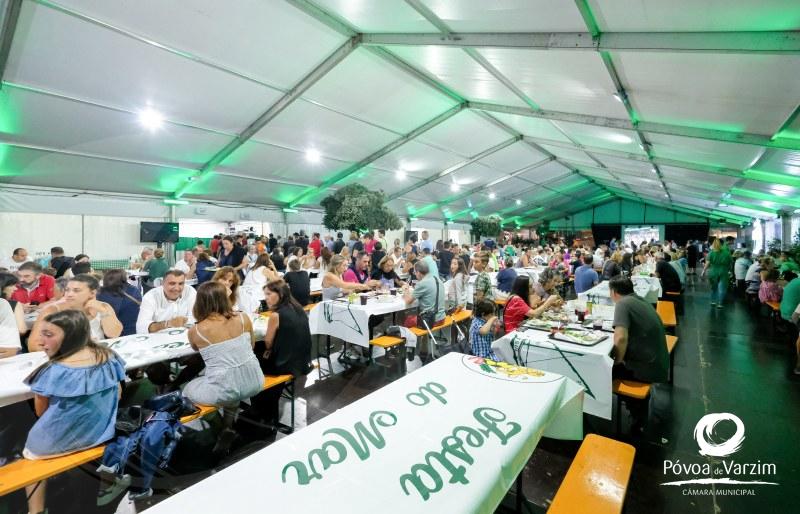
[666, 335, 678, 385]
[665, 290, 684, 315]
[612, 379, 651, 435]
[656, 301, 677, 332]
[0, 404, 218, 496]
[0, 376, 295, 496]
[368, 335, 407, 375]
[547, 434, 636, 514]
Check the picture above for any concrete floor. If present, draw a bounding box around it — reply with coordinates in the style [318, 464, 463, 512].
[2, 278, 798, 514]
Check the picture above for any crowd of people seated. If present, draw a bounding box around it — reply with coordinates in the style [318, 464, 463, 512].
[3, 229, 800, 513]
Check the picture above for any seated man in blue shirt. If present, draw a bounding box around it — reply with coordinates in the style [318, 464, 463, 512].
[574, 255, 599, 294]
[495, 257, 517, 299]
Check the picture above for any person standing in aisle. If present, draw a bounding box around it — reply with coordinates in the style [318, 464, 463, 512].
[702, 238, 732, 308]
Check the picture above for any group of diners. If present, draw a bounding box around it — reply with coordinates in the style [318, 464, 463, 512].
[0, 257, 314, 512]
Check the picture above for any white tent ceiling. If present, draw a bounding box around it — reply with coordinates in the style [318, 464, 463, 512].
[0, 0, 798, 228]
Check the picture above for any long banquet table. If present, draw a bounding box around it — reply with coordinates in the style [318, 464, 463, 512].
[142, 352, 583, 514]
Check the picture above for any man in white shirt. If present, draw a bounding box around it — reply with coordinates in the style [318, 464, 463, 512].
[173, 250, 197, 279]
[136, 270, 197, 333]
[1, 248, 32, 273]
[419, 231, 434, 254]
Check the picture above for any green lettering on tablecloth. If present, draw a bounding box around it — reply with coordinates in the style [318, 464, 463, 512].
[406, 382, 448, 406]
[399, 407, 521, 501]
[282, 410, 397, 485]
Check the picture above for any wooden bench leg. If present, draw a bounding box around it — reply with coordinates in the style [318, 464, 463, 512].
[669, 351, 675, 385]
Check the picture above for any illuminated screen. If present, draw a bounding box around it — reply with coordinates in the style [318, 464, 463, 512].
[622, 225, 663, 246]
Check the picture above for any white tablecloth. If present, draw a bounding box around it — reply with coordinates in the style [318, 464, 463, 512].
[493, 327, 614, 419]
[308, 296, 412, 348]
[0, 319, 269, 408]
[578, 275, 662, 305]
[142, 352, 583, 514]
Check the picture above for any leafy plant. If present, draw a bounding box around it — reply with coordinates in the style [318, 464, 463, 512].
[320, 184, 402, 232]
[470, 215, 502, 242]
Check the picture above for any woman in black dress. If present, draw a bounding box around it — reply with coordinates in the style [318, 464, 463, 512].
[250, 279, 312, 429]
[686, 240, 698, 275]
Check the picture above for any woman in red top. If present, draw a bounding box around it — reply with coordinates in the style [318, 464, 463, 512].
[503, 275, 561, 333]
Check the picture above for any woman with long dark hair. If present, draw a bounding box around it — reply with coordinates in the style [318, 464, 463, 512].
[251, 279, 312, 428]
[23, 310, 125, 514]
[503, 276, 561, 333]
[0, 272, 27, 336]
[212, 266, 240, 309]
[97, 269, 141, 336]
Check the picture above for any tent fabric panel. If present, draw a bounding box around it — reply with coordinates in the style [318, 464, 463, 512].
[386, 46, 529, 107]
[421, 0, 589, 32]
[218, 141, 347, 187]
[301, 48, 460, 134]
[475, 142, 549, 174]
[0, 86, 233, 170]
[0, 145, 192, 196]
[415, 110, 513, 158]
[371, 140, 465, 178]
[54, 0, 348, 91]
[553, 121, 645, 156]
[252, 99, 399, 163]
[488, 113, 573, 143]
[310, 0, 437, 32]
[614, 52, 800, 135]
[5, 2, 284, 134]
[646, 133, 764, 170]
[587, 0, 800, 33]
[477, 48, 631, 119]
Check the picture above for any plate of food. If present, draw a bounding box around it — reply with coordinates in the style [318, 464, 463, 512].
[550, 328, 608, 346]
[521, 318, 559, 332]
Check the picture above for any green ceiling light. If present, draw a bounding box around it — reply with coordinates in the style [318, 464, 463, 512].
[723, 198, 778, 215]
[409, 217, 419, 222]
[282, 208, 299, 213]
[729, 188, 800, 209]
[470, 211, 479, 219]
[743, 169, 800, 188]
[163, 198, 189, 205]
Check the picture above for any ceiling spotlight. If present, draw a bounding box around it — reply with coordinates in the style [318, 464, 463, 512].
[609, 134, 633, 144]
[396, 169, 406, 180]
[305, 149, 321, 163]
[450, 183, 460, 192]
[720, 203, 728, 207]
[138, 108, 164, 131]
[186, 176, 197, 182]
[651, 166, 657, 173]
[489, 192, 496, 199]
[613, 93, 623, 102]
[516, 199, 522, 206]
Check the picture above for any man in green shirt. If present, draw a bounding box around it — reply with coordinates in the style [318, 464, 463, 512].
[472, 252, 494, 303]
[143, 248, 170, 291]
[780, 277, 800, 322]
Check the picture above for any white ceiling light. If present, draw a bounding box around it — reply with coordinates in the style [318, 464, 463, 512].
[516, 199, 522, 206]
[396, 169, 406, 180]
[450, 182, 460, 192]
[720, 203, 729, 207]
[138, 108, 163, 131]
[305, 149, 321, 163]
[489, 192, 496, 199]
[608, 134, 633, 144]
[612, 93, 623, 102]
[651, 166, 658, 173]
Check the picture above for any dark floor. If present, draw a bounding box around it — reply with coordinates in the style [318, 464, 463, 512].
[2, 277, 798, 514]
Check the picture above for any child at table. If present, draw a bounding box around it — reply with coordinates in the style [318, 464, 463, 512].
[469, 299, 500, 361]
[23, 309, 126, 514]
